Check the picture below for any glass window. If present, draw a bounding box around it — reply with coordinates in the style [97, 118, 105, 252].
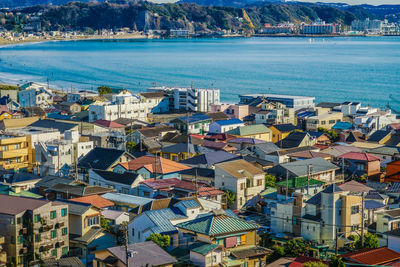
[17, 217, 22, 224]
[51, 249, 57, 257]
[62, 246, 68, 256]
[50, 210, 57, 219]
[17, 236, 23, 244]
[34, 214, 40, 223]
[61, 208, 67, 217]
[351, 205, 360, 214]
[62, 227, 68, 236]
[51, 230, 57, 239]
[35, 234, 41, 242]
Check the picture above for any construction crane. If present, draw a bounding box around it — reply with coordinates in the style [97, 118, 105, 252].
[242, 9, 255, 30]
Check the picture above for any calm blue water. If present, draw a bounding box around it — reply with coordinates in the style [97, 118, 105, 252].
[0, 37, 399, 108]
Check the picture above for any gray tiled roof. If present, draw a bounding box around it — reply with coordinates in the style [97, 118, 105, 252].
[145, 208, 186, 234]
[268, 158, 339, 178]
[78, 147, 131, 170]
[29, 119, 78, 133]
[92, 169, 141, 186]
[107, 241, 177, 267]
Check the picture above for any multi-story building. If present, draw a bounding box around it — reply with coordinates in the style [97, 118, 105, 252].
[306, 110, 343, 131]
[215, 159, 265, 209]
[0, 195, 69, 266]
[0, 134, 29, 171]
[0, 235, 6, 267]
[88, 90, 160, 122]
[18, 82, 53, 108]
[301, 19, 340, 34]
[351, 18, 383, 33]
[148, 86, 220, 112]
[239, 93, 315, 111]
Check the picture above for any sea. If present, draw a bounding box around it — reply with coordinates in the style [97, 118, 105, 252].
[0, 36, 399, 109]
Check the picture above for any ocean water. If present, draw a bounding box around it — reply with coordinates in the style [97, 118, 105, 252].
[0, 37, 399, 108]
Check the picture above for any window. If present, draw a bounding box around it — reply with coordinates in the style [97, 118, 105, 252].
[17, 217, 22, 224]
[62, 246, 68, 256]
[61, 208, 67, 217]
[240, 183, 245, 190]
[51, 230, 57, 239]
[17, 236, 23, 244]
[35, 234, 41, 242]
[87, 216, 99, 227]
[62, 227, 68, 236]
[10, 218, 15, 224]
[14, 144, 21, 149]
[51, 249, 57, 257]
[351, 205, 360, 214]
[257, 179, 262, 186]
[50, 210, 57, 219]
[131, 229, 135, 237]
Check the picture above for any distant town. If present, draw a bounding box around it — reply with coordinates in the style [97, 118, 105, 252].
[0, 80, 400, 266]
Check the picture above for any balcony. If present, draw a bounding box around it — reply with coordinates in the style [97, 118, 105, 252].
[0, 147, 28, 158]
[55, 241, 65, 248]
[245, 187, 261, 197]
[40, 224, 53, 232]
[39, 244, 53, 252]
[55, 222, 65, 229]
[3, 162, 29, 170]
[19, 247, 28, 255]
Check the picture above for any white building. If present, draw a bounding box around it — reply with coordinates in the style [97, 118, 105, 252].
[67, 90, 98, 102]
[18, 82, 53, 108]
[88, 90, 162, 122]
[351, 18, 383, 33]
[148, 86, 220, 112]
[354, 110, 399, 134]
[208, 119, 245, 134]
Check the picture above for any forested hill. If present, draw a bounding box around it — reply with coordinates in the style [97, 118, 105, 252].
[35, 1, 375, 32]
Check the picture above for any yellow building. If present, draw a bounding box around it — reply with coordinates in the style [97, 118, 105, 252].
[306, 111, 343, 131]
[0, 135, 29, 171]
[269, 123, 300, 143]
[226, 124, 272, 142]
[160, 143, 199, 161]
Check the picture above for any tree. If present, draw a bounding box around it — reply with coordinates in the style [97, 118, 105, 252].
[146, 233, 170, 249]
[100, 215, 111, 231]
[284, 239, 307, 257]
[303, 262, 328, 267]
[265, 174, 277, 188]
[259, 232, 273, 248]
[225, 190, 236, 208]
[267, 245, 285, 263]
[97, 85, 112, 96]
[126, 141, 136, 152]
[355, 232, 379, 249]
[329, 255, 345, 267]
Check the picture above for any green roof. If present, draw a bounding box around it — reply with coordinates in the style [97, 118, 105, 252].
[227, 124, 271, 136]
[176, 214, 257, 236]
[276, 176, 325, 189]
[0, 185, 42, 198]
[189, 243, 219, 256]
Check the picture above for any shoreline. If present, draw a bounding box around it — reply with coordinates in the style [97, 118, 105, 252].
[0, 32, 398, 47]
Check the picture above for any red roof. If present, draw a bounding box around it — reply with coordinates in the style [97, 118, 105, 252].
[341, 247, 400, 265]
[390, 123, 400, 130]
[339, 152, 381, 162]
[313, 144, 330, 150]
[70, 195, 114, 208]
[197, 186, 225, 197]
[94, 119, 125, 128]
[140, 178, 181, 190]
[289, 256, 328, 267]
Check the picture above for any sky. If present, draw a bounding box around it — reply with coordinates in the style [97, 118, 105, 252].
[291, 0, 400, 5]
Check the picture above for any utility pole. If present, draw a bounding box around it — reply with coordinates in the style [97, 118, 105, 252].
[57, 143, 61, 177]
[342, 157, 345, 182]
[335, 228, 338, 255]
[125, 225, 129, 267]
[285, 169, 289, 200]
[195, 168, 198, 197]
[307, 164, 312, 195]
[186, 111, 190, 159]
[361, 192, 365, 248]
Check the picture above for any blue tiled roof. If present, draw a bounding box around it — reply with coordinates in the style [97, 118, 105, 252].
[146, 208, 187, 234]
[365, 200, 386, 210]
[215, 119, 243, 126]
[176, 114, 211, 124]
[102, 193, 152, 207]
[297, 111, 314, 118]
[180, 151, 239, 166]
[174, 199, 201, 209]
[332, 121, 353, 130]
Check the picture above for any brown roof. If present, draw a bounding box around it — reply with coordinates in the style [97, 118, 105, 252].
[1, 117, 39, 129]
[215, 159, 264, 178]
[118, 155, 190, 174]
[70, 195, 114, 209]
[288, 151, 331, 159]
[207, 112, 230, 121]
[339, 180, 373, 193]
[94, 119, 125, 129]
[151, 198, 172, 210]
[0, 195, 51, 215]
[139, 91, 167, 98]
[341, 247, 400, 265]
[137, 125, 176, 138]
[385, 209, 400, 218]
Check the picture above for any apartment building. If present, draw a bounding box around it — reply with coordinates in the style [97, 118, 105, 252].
[88, 90, 160, 122]
[148, 86, 220, 112]
[215, 159, 265, 209]
[0, 134, 29, 171]
[18, 82, 53, 108]
[306, 110, 343, 131]
[239, 93, 315, 111]
[0, 195, 69, 266]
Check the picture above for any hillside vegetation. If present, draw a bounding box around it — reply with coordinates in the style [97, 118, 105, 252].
[37, 1, 375, 32]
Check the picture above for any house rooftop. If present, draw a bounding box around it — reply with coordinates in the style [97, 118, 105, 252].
[94, 119, 125, 128]
[180, 151, 239, 167]
[0, 194, 51, 215]
[70, 194, 114, 209]
[78, 147, 130, 170]
[270, 124, 300, 133]
[227, 124, 271, 136]
[92, 169, 142, 186]
[341, 247, 400, 266]
[276, 176, 325, 189]
[339, 180, 373, 193]
[339, 152, 381, 162]
[28, 119, 78, 133]
[215, 159, 264, 179]
[118, 155, 190, 174]
[213, 118, 243, 126]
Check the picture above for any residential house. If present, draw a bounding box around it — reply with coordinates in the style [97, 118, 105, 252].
[210, 103, 256, 120]
[287, 150, 332, 162]
[160, 143, 212, 161]
[138, 91, 169, 113]
[208, 119, 245, 134]
[306, 131, 331, 145]
[338, 152, 381, 178]
[367, 130, 392, 144]
[386, 160, 400, 183]
[18, 82, 53, 108]
[130, 125, 176, 145]
[239, 94, 315, 111]
[89, 169, 144, 195]
[54, 102, 81, 115]
[188, 242, 223, 267]
[170, 114, 212, 134]
[0, 195, 69, 266]
[306, 111, 343, 131]
[376, 209, 400, 241]
[42, 257, 85, 267]
[101, 192, 153, 212]
[365, 146, 400, 167]
[341, 247, 400, 266]
[77, 147, 134, 181]
[180, 168, 215, 185]
[0, 117, 39, 131]
[267, 157, 339, 184]
[128, 199, 205, 246]
[28, 119, 79, 134]
[177, 212, 271, 266]
[45, 183, 114, 200]
[226, 124, 272, 142]
[276, 131, 316, 149]
[354, 110, 399, 134]
[276, 176, 325, 200]
[100, 210, 129, 229]
[94, 241, 177, 267]
[262, 146, 319, 164]
[215, 159, 265, 209]
[0, 134, 29, 171]
[62, 201, 116, 263]
[386, 228, 400, 253]
[70, 195, 114, 209]
[93, 119, 125, 133]
[114, 155, 190, 179]
[180, 151, 239, 168]
[269, 124, 300, 143]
